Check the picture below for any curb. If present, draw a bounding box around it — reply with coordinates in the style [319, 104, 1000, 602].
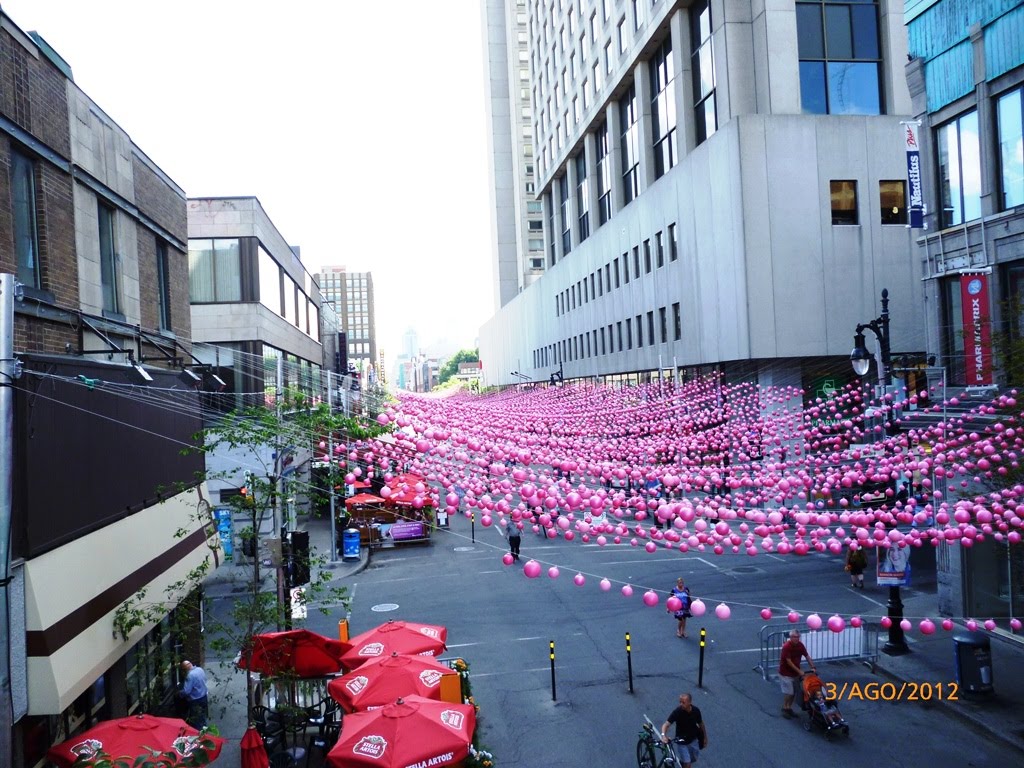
[873, 662, 1024, 754]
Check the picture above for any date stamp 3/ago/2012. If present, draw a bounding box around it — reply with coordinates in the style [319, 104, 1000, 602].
[824, 681, 960, 702]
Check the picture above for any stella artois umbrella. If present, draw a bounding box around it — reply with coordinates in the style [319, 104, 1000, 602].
[327, 652, 456, 713]
[46, 714, 223, 767]
[340, 620, 447, 670]
[325, 695, 475, 768]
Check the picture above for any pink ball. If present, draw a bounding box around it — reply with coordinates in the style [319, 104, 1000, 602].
[966, 619, 978, 632]
[1010, 618, 1022, 631]
[941, 618, 955, 631]
[690, 599, 707, 617]
[787, 611, 800, 624]
[667, 596, 683, 613]
[573, 573, 586, 587]
[502, 553, 514, 566]
[547, 566, 560, 579]
[827, 615, 845, 633]
[760, 608, 773, 620]
[880, 616, 892, 629]
[523, 560, 541, 579]
[600, 578, 612, 591]
[919, 619, 936, 635]
[621, 585, 634, 597]
[984, 619, 997, 631]
[850, 616, 863, 628]
[807, 614, 822, 630]
[643, 590, 660, 607]
[900, 619, 912, 632]
[715, 603, 731, 620]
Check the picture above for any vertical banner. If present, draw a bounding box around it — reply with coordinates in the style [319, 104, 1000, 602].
[904, 123, 924, 229]
[960, 273, 992, 386]
[877, 545, 911, 587]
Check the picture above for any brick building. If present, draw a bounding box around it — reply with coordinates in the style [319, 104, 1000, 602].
[1, 12, 215, 766]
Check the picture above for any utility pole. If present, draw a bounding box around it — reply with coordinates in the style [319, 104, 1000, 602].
[0, 274, 19, 768]
[275, 356, 285, 631]
[327, 370, 338, 562]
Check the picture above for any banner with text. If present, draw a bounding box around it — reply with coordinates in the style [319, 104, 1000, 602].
[904, 123, 924, 229]
[960, 273, 992, 386]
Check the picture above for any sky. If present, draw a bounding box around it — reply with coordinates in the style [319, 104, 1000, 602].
[0, 0, 497, 366]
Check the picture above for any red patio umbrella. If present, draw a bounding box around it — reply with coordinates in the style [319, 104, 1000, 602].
[46, 714, 224, 767]
[327, 652, 456, 713]
[325, 695, 475, 768]
[239, 628, 349, 678]
[345, 493, 386, 507]
[240, 726, 269, 768]
[340, 621, 447, 670]
[385, 473, 425, 488]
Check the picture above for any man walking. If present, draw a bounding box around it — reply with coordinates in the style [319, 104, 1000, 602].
[779, 630, 815, 718]
[179, 660, 209, 729]
[507, 519, 522, 562]
[661, 692, 707, 767]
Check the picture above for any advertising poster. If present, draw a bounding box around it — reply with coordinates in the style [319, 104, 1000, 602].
[960, 273, 992, 386]
[877, 545, 911, 587]
[904, 122, 924, 229]
[215, 508, 232, 559]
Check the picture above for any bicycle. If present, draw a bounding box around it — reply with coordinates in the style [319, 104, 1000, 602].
[636, 714, 680, 768]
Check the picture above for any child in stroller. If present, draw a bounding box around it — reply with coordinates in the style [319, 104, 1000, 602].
[801, 674, 850, 738]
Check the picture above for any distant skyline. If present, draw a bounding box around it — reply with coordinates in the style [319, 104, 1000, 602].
[0, 0, 495, 367]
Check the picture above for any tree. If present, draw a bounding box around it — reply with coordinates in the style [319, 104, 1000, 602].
[112, 391, 382, 724]
[436, 349, 480, 387]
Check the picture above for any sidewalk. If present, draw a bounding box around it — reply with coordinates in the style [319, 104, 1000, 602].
[872, 589, 1024, 754]
[202, 512, 368, 765]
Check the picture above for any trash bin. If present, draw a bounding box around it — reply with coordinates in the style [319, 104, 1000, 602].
[342, 528, 361, 561]
[953, 631, 994, 696]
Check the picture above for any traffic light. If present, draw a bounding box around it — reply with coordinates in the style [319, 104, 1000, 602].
[288, 530, 310, 587]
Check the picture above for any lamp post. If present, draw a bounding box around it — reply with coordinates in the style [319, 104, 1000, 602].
[850, 288, 909, 655]
[549, 361, 564, 386]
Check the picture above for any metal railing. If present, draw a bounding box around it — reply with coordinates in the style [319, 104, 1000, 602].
[756, 622, 880, 680]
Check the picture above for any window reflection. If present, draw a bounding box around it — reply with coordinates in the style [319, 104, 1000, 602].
[998, 88, 1024, 210]
[797, 1, 881, 115]
[938, 110, 981, 227]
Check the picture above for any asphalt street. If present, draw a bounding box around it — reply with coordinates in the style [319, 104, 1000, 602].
[244, 513, 1018, 768]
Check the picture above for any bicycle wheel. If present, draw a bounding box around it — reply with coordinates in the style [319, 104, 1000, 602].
[636, 739, 657, 768]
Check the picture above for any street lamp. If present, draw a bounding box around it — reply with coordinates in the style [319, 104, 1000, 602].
[510, 371, 531, 382]
[850, 288, 908, 655]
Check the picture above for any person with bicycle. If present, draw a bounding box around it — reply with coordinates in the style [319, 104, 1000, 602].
[660, 692, 707, 767]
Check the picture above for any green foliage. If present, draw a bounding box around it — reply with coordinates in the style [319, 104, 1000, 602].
[113, 394, 355, 724]
[436, 349, 480, 386]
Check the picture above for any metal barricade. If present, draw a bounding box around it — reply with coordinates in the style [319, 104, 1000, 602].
[756, 622, 880, 680]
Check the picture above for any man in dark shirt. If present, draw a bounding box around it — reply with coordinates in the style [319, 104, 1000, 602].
[661, 692, 707, 767]
[779, 630, 815, 718]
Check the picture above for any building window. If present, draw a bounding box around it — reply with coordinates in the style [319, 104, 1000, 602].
[668, 223, 678, 261]
[617, 321, 624, 350]
[603, 0, 612, 22]
[10, 149, 41, 289]
[636, 313, 644, 346]
[797, 0, 882, 115]
[189, 238, 242, 303]
[830, 180, 859, 225]
[547, 192, 557, 266]
[632, 0, 643, 30]
[620, 85, 640, 204]
[879, 180, 907, 225]
[690, 0, 717, 144]
[673, 302, 681, 340]
[98, 202, 121, 314]
[596, 120, 612, 224]
[623, 252, 630, 283]
[156, 239, 171, 331]
[937, 110, 981, 227]
[997, 88, 1023, 210]
[650, 39, 677, 177]
[626, 317, 633, 348]
[659, 306, 667, 343]
[618, 18, 627, 54]
[647, 310, 655, 344]
[655, 231, 665, 267]
[605, 41, 613, 75]
[614, 258, 621, 287]
[559, 175, 572, 255]
[576, 152, 590, 241]
[633, 246, 640, 276]
[644, 239, 652, 272]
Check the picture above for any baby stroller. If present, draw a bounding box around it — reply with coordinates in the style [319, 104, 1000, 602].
[801, 673, 850, 740]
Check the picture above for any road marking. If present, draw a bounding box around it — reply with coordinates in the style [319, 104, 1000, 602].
[478, 570, 504, 574]
[513, 636, 543, 641]
[717, 647, 761, 654]
[473, 667, 550, 678]
[766, 554, 786, 562]
[855, 592, 887, 608]
[693, 557, 721, 570]
[447, 642, 482, 648]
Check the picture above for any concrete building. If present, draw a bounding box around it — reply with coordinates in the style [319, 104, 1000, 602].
[187, 197, 324, 411]
[1, 13, 213, 765]
[904, 0, 1024, 633]
[480, 0, 927, 394]
[483, 0, 548, 307]
[318, 265, 377, 383]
